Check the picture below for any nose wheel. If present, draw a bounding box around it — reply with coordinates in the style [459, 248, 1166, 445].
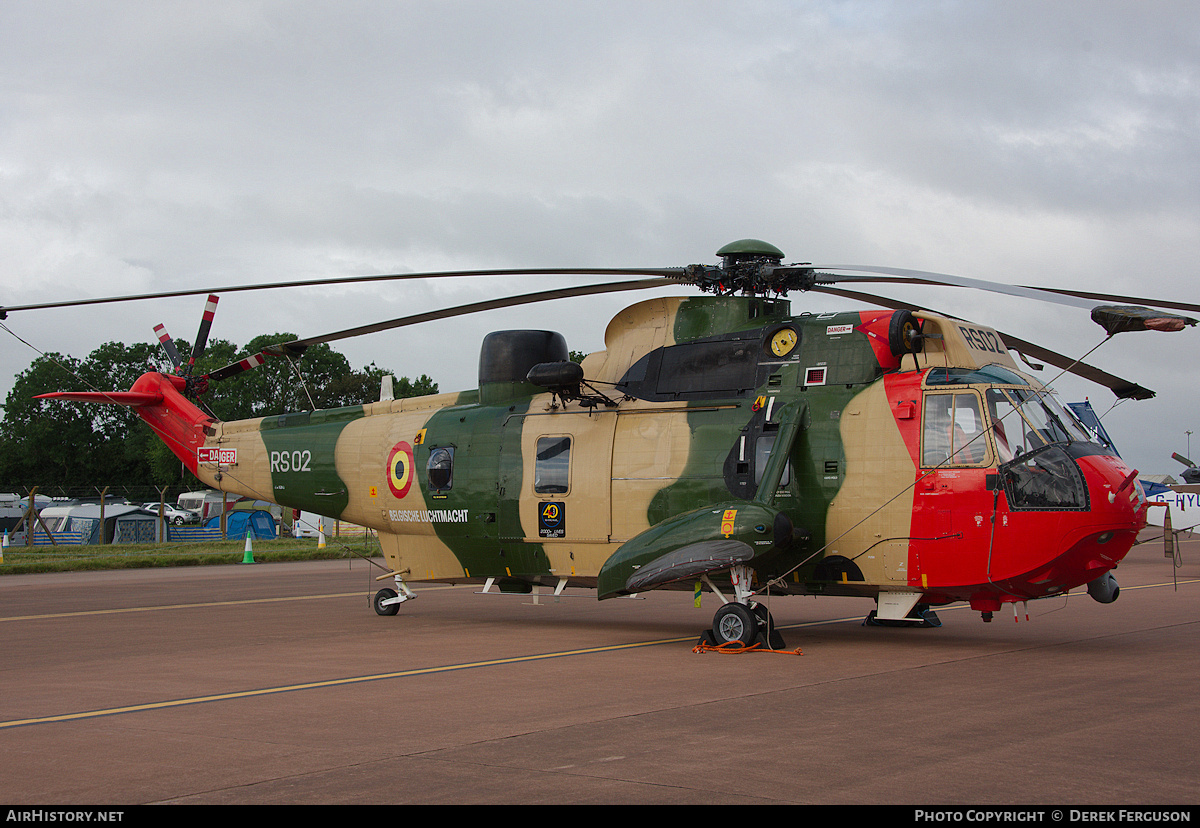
[703, 601, 787, 650]
[712, 603, 758, 645]
[697, 566, 788, 649]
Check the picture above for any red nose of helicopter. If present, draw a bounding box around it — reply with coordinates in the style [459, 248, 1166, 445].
[1062, 450, 1148, 587]
[976, 447, 1146, 614]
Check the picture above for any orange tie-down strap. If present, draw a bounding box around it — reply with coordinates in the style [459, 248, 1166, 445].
[692, 640, 803, 656]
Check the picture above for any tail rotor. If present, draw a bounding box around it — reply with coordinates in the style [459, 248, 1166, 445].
[154, 294, 220, 397]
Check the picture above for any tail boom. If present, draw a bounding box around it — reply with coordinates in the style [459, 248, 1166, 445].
[37, 372, 215, 474]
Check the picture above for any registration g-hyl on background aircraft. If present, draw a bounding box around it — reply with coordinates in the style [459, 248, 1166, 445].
[17, 239, 1200, 648]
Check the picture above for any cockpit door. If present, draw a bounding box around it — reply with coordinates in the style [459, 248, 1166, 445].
[912, 390, 998, 586]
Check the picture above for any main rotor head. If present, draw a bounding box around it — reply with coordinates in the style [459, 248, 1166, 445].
[680, 239, 819, 296]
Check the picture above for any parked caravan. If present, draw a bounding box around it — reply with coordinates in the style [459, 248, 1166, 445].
[0, 493, 24, 534]
[35, 503, 162, 544]
[177, 490, 231, 522]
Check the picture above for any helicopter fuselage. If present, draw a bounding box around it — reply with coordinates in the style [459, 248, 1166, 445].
[135, 294, 1146, 620]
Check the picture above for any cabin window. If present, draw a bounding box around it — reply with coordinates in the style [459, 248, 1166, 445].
[922, 393, 988, 467]
[655, 340, 759, 397]
[534, 436, 571, 494]
[426, 447, 454, 492]
[754, 434, 792, 487]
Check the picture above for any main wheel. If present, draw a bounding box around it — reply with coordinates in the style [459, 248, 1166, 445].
[373, 587, 400, 616]
[712, 603, 759, 646]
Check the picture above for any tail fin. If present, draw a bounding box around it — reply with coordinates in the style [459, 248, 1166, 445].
[37, 372, 216, 474]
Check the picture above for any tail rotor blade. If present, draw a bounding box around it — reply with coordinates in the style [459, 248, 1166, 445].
[206, 350, 274, 383]
[187, 294, 219, 372]
[153, 323, 183, 371]
[205, 343, 301, 383]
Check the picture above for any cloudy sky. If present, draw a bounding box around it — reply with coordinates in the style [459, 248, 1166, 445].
[1, 1, 1197, 476]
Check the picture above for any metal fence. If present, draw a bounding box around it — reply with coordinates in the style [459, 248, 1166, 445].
[8, 524, 227, 547]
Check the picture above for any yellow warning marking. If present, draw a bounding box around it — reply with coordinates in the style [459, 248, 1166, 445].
[0, 633, 706, 730]
[721, 508, 737, 537]
[0, 585, 466, 624]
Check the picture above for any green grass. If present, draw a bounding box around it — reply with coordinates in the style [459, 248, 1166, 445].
[0, 535, 383, 574]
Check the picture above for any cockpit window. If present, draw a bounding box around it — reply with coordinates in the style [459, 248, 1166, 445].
[1002, 445, 1089, 511]
[988, 388, 1091, 454]
[922, 392, 989, 467]
[925, 365, 1030, 387]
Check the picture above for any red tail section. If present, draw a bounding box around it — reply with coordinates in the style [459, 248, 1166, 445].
[37, 372, 215, 474]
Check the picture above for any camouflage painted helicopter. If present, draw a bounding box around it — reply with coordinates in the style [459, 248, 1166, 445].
[21, 239, 1200, 647]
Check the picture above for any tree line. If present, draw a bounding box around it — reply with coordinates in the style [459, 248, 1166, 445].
[0, 334, 436, 491]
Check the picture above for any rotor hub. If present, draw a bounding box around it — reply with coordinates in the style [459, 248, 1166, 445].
[682, 239, 816, 297]
[716, 238, 785, 267]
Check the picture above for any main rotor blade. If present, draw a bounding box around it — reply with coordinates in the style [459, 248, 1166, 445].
[204, 277, 677, 383]
[285, 278, 677, 349]
[813, 266, 1099, 311]
[1015, 286, 1200, 315]
[812, 265, 1200, 315]
[0, 268, 680, 315]
[811, 284, 1154, 400]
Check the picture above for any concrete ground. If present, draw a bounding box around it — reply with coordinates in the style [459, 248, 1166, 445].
[0, 530, 1196, 805]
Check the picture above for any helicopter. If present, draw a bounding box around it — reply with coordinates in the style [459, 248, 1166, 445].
[17, 238, 1200, 648]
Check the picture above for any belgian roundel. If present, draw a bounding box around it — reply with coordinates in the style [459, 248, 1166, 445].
[386, 441, 415, 499]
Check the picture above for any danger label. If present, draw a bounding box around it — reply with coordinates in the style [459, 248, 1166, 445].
[197, 447, 237, 465]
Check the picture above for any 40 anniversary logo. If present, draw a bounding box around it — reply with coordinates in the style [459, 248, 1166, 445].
[539, 501, 565, 538]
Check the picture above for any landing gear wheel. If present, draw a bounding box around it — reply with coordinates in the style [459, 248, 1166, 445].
[711, 603, 759, 646]
[373, 587, 400, 616]
[888, 310, 924, 357]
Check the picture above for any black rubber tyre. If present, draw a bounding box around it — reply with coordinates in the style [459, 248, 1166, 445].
[712, 603, 759, 646]
[888, 310, 924, 356]
[373, 587, 400, 616]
